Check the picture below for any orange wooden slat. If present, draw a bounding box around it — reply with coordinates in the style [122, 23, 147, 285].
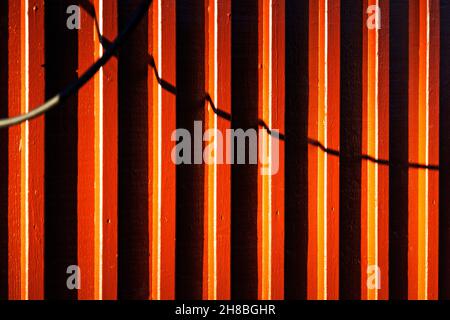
[214, 0, 231, 300]
[377, 0, 390, 301]
[258, 0, 272, 300]
[257, 0, 285, 300]
[203, 0, 231, 300]
[78, 0, 118, 300]
[102, 0, 119, 300]
[148, 0, 176, 300]
[27, 0, 45, 300]
[439, 0, 450, 300]
[0, 0, 8, 299]
[361, 0, 389, 301]
[78, 0, 100, 300]
[326, 0, 340, 301]
[428, 0, 440, 300]
[393, 3, 442, 301]
[408, 0, 439, 300]
[307, 0, 339, 300]
[8, 0, 45, 300]
[270, 0, 285, 300]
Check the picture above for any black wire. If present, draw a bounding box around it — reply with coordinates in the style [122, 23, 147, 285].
[0, 0, 152, 129]
[0, 1, 440, 172]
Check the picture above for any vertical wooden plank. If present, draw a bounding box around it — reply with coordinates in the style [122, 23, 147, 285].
[340, 0, 362, 300]
[257, 0, 285, 300]
[215, 0, 231, 300]
[77, 0, 98, 300]
[28, 0, 45, 300]
[7, 0, 25, 300]
[102, 0, 119, 300]
[270, 0, 285, 300]
[408, 0, 439, 300]
[439, 0, 450, 300]
[45, 0, 79, 300]
[0, 0, 8, 300]
[149, 0, 176, 300]
[361, 0, 389, 301]
[77, 0, 113, 300]
[389, 0, 409, 300]
[326, 0, 340, 300]
[408, 0, 420, 300]
[118, 0, 149, 300]
[427, 0, 439, 300]
[257, 0, 272, 300]
[203, 0, 231, 300]
[7, 0, 44, 300]
[175, 0, 205, 300]
[284, 0, 309, 300]
[377, 0, 390, 301]
[308, 0, 340, 300]
[231, 0, 259, 300]
[307, 0, 319, 298]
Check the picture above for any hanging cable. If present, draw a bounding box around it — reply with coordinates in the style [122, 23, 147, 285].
[0, 0, 152, 129]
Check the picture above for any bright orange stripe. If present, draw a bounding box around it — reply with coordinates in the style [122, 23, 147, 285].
[307, 0, 329, 300]
[102, 0, 119, 300]
[28, 0, 45, 300]
[308, 0, 318, 299]
[215, 0, 231, 300]
[78, 0, 98, 299]
[150, 0, 160, 299]
[258, 0, 272, 300]
[417, 0, 429, 300]
[364, 0, 379, 301]
[8, 0, 27, 300]
[93, 0, 103, 300]
[270, 0, 285, 300]
[326, 0, 340, 300]
[19, 0, 28, 300]
[204, 0, 217, 300]
[149, 0, 176, 300]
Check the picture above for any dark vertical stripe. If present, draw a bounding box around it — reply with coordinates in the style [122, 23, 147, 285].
[389, 0, 409, 300]
[439, 0, 450, 300]
[44, 0, 78, 300]
[118, 0, 149, 300]
[0, 0, 8, 300]
[175, 0, 205, 300]
[284, 0, 309, 300]
[231, 0, 259, 300]
[340, 0, 362, 300]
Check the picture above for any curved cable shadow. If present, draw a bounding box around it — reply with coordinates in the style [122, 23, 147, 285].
[83, 1, 284, 142]
[83, 2, 438, 172]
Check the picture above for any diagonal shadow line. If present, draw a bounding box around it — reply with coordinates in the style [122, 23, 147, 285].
[309, 138, 439, 171]
[82, 1, 285, 141]
[82, 3, 438, 171]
